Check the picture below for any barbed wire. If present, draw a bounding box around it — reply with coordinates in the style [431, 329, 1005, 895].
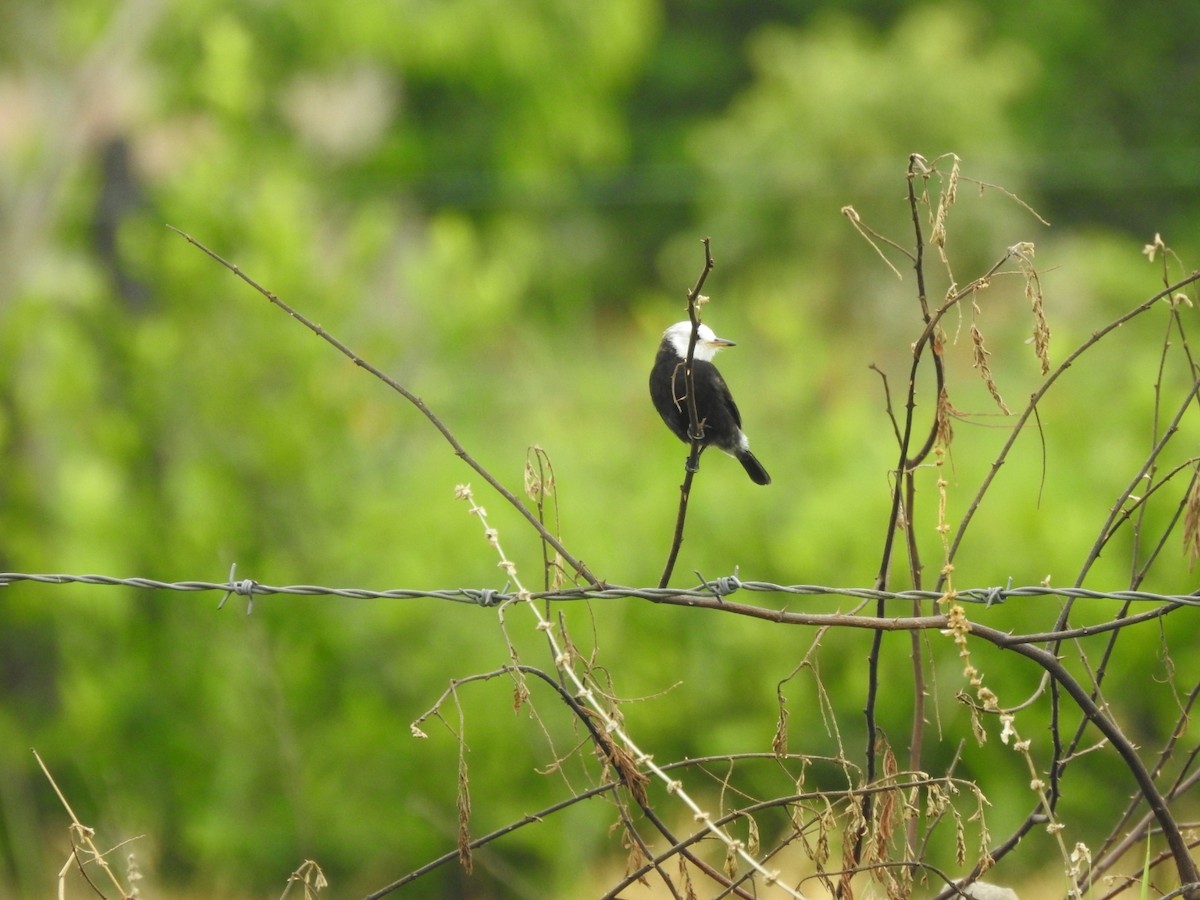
[2, 570, 1199, 610]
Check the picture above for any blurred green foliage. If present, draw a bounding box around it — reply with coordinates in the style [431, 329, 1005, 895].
[2, 0, 1200, 896]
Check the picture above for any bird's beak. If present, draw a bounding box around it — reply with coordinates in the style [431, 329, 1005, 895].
[709, 336, 736, 348]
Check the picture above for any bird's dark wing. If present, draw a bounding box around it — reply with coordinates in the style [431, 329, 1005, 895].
[696, 361, 742, 430]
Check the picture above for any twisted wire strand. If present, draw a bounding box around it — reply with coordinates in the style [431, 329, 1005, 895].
[2, 571, 1198, 608]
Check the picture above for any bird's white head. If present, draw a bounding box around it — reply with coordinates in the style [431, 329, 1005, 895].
[662, 321, 735, 362]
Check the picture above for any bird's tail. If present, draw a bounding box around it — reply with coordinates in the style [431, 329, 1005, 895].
[738, 451, 771, 486]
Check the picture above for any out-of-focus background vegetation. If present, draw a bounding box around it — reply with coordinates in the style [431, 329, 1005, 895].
[2, 0, 1200, 896]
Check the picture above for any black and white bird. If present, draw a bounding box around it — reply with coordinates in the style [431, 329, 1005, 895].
[649, 320, 771, 485]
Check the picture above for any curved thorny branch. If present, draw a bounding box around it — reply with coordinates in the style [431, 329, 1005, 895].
[938, 268, 1200, 578]
[168, 226, 603, 590]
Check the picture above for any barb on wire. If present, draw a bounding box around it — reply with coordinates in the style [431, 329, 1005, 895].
[217, 562, 258, 614]
[694, 565, 741, 601]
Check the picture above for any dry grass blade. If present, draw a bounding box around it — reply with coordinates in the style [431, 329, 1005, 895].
[970, 322, 1011, 414]
[1183, 474, 1200, 568]
[278, 860, 329, 900]
[842, 205, 909, 278]
[1010, 242, 1051, 374]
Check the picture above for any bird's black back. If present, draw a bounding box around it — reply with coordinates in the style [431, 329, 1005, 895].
[649, 345, 744, 453]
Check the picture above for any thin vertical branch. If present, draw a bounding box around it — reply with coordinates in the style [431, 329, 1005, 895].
[903, 467, 926, 857]
[856, 154, 945, 877]
[659, 238, 715, 588]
